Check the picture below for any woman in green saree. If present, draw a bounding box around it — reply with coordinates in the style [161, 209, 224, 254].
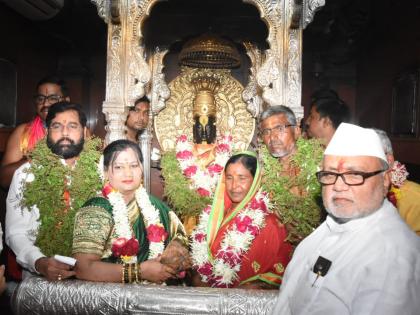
[72, 139, 189, 284]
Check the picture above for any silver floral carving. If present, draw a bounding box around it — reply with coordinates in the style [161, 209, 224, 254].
[287, 29, 303, 119]
[242, 42, 263, 118]
[103, 104, 127, 145]
[126, 2, 151, 106]
[106, 24, 122, 102]
[150, 47, 170, 115]
[127, 42, 151, 104]
[302, 0, 325, 29]
[90, 0, 108, 21]
[257, 49, 283, 106]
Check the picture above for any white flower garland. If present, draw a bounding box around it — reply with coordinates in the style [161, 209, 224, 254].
[108, 186, 166, 261]
[176, 134, 232, 197]
[191, 190, 270, 287]
[391, 160, 409, 187]
[135, 187, 166, 259]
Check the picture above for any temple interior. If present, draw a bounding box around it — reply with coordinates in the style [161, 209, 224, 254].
[1, 0, 419, 177]
[0, 0, 419, 312]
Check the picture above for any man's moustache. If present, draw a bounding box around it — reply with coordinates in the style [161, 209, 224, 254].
[58, 138, 75, 145]
[269, 140, 284, 146]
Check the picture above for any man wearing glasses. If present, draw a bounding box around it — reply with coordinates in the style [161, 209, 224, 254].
[0, 76, 70, 188]
[271, 123, 420, 315]
[259, 105, 324, 245]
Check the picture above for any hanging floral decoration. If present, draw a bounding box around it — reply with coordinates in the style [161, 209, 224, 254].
[103, 183, 167, 263]
[191, 190, 270, 288]
[175, 134, 233, 197]
[387, 161, 409, 207]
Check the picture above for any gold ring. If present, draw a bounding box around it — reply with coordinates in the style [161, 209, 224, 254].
[57, 274, 62, 281]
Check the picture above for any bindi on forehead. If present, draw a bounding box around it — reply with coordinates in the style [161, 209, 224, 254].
[325, 156, 371, 172]
[337, 158, 346, 172]
[135, 102, 149, 111]
[54, 111, 79, 122]
[39, 83, 62, 94]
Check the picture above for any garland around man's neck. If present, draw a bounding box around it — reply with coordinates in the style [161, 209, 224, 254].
[22, 137, 103, 257]
[260, 137, 324, 245]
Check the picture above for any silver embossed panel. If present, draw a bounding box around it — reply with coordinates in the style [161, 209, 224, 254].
[12, 276, 278, 315]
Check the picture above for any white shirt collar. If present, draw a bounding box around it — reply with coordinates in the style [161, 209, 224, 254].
[325, 199, 390, 233]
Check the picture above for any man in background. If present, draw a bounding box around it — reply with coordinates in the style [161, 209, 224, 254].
[126, 96, 164, 198]
[0, 76, 70, 188]
[125, 96, 150, 143]
[306, 97, 351, 146]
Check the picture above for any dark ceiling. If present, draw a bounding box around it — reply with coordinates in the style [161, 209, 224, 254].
[305, 0, 371, 66]
[3, 0, 373, 69]
[141, 0, 269, 50]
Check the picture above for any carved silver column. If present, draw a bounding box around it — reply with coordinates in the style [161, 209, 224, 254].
[248, 0, 325, 120]
[139, 128, 151, 192]
[91, 0, 152, 145]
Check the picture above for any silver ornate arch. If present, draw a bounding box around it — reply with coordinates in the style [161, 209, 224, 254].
[90, 0, 325, 191]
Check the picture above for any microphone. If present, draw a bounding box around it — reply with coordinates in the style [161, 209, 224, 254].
[311, 256, 332, 287]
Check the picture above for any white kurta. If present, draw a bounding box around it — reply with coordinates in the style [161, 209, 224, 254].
[6, 162, 44, 273]
[271, 199, 420, 315]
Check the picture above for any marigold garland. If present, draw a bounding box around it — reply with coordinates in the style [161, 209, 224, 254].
[22, 137, 103, 257]
[260, 137, 324, 245]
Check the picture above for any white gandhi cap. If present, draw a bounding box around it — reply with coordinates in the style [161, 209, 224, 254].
[324, 123, 388, 165]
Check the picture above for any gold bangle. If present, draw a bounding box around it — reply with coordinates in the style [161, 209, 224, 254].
[121, 264, 125, 284]
[130, 263, 136, 283]
[134, 263, 138, 283]
[130, 263, 135, 283]
[128, 263, 132, 284]
[124, 264, 130, 284]
[137, 263, 142, 282]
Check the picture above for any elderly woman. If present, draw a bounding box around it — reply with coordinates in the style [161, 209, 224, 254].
[191, 152, 292, 289]
[72, 140, 189, 284]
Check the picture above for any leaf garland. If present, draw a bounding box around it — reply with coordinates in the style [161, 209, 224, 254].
[260, 138, 324, 245]
[22, 137, 103, 257]
[161, 151, 211, 218]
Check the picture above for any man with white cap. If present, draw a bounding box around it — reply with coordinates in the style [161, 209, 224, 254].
[271, 123, 420, 315]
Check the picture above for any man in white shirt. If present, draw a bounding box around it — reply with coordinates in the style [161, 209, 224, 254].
[272, 123, 420, 315]
[6, 102, 101, 282]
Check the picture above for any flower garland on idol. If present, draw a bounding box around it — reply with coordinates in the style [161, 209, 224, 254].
[387, 161, 409, 206]
[102, 184, 168, 263]
[191, 190, 271, 288]
[175, 134, 232, 197]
